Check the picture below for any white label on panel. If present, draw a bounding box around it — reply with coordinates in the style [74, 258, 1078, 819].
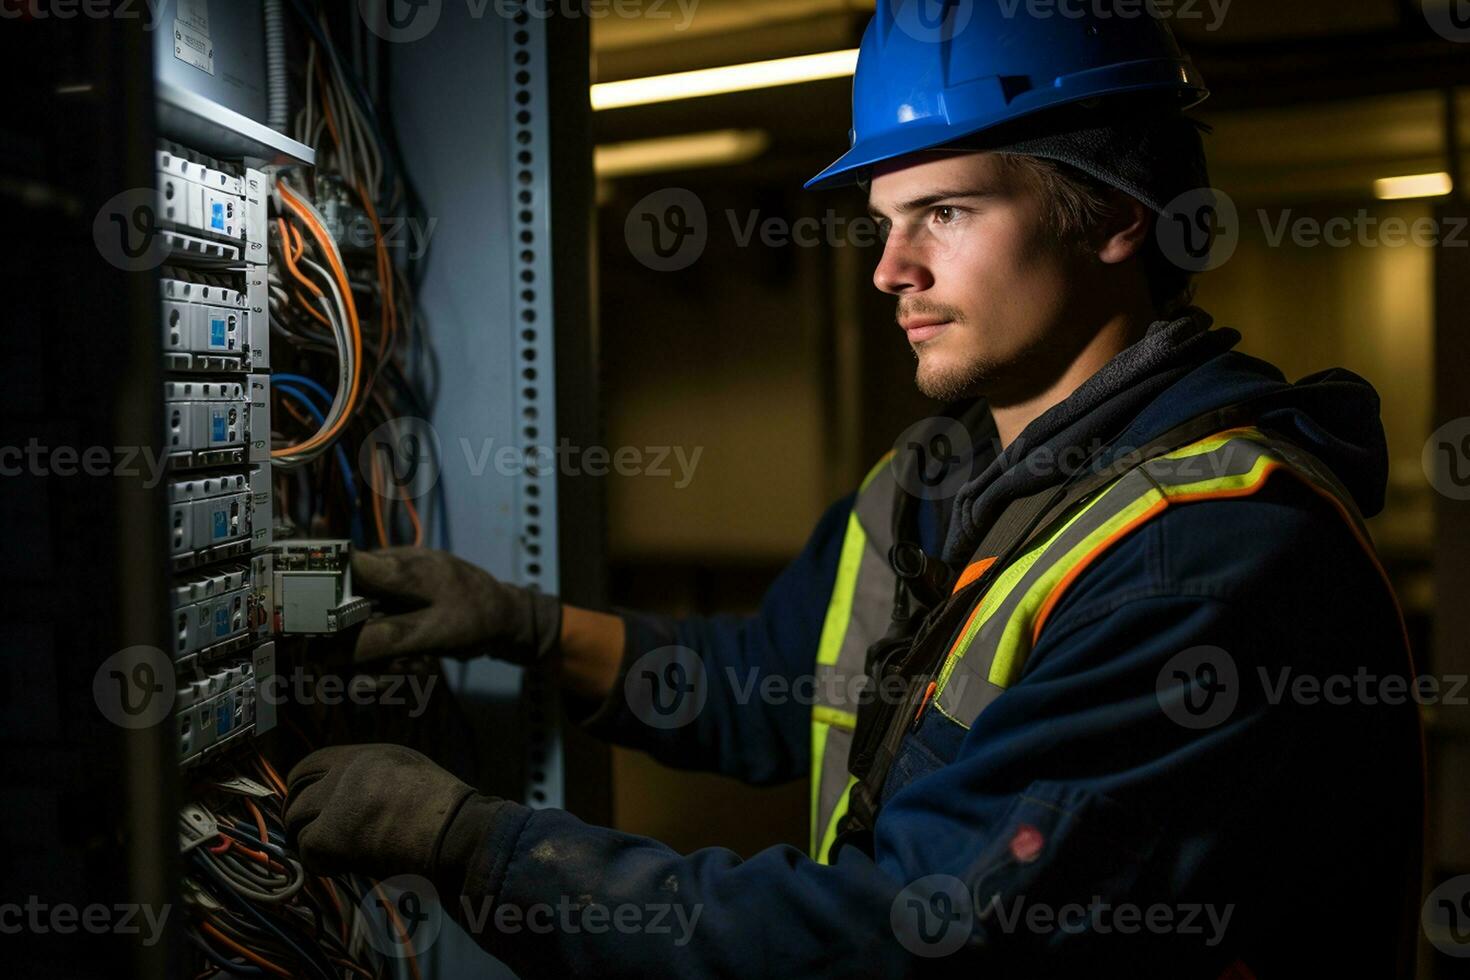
[173, 17, 214, 76]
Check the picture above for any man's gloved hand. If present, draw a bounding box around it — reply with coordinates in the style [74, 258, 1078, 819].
[351, 547, 562, 665]
[283, 743, 510, 893]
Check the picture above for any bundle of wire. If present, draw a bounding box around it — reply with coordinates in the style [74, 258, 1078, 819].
[267, 1, 446, 550]
[181, 753, 423, 980]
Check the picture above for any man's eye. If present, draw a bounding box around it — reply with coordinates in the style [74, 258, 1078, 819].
[932, 206, 958, 224]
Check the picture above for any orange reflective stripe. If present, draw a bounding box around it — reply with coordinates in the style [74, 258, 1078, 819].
[1028, 461, 1289, 645]
[951, 556, 997, 594]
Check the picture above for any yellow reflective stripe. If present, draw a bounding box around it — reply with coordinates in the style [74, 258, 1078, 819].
[933, 501, 1094, 695]
[809, 727, 827, 858]
[817, 776, 857, 864]
[808, 500, 872, 857]
[812, 704, 856, 730]
[988, 487, 1164, 686]
[817, 513, 867, 670]
[859, 449, 896, 493]
[937, 427, 1279, 696]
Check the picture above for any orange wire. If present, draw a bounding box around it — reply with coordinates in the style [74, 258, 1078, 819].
[272, 182, 362, 459]
[293, 290, 334, 329]
[315, 48, 343, 151]
[244, 798, 269, 846]
[320, 877, 349, 945]
[199, 921, 292, 978]
[404, 494, 423, 546]
[257, 753, 288, 797]
[356, 180, 397, 403]
[368, 449, 389, 547]
[277, 217, 324, 301]
[372, 882, 423, 980]
[278, 391, 312, 427]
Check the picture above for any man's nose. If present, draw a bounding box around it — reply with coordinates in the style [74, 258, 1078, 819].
[873, 231, 935, 295]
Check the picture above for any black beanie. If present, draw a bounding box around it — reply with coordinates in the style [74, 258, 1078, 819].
[930, 94, 1212, 214]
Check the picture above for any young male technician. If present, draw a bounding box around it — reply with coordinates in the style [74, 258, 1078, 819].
[283, 3, 1425, 975]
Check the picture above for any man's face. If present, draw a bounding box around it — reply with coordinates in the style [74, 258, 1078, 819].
[867, 150, 1099, 404]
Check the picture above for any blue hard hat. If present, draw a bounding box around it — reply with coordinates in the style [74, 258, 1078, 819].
[805, 0, 1209, 190]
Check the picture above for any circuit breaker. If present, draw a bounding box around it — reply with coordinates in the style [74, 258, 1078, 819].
[154, 139, 281, 767]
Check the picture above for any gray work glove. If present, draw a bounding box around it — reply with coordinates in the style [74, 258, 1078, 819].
[283, 743, 510, 895]
[351, 547, 562, 666]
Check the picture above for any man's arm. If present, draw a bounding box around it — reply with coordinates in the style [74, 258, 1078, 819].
[421, 491, 1418, 977]
[559, 492, 855, 786]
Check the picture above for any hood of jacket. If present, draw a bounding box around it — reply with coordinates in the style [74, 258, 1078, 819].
[937, 306, 1389, 564]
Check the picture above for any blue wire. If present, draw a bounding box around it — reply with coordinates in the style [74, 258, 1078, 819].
[273, 372, 336, 407]
[275, 382, 365, 546]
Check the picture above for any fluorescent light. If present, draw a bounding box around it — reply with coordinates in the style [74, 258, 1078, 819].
[591, 49, 859, 111]
[1374, 172, 1453, 200]
[595, 129, 770, 178]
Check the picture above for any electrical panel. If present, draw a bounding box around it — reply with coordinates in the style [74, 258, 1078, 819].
[0, 4, 594, 978]
[271, 539, 370, 634]
[155, 139, 278, 768]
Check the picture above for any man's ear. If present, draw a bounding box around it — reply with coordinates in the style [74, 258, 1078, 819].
[1095, 193, 1151, 265]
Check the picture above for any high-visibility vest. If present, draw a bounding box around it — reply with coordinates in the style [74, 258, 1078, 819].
[808, 425, 1390, 864]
